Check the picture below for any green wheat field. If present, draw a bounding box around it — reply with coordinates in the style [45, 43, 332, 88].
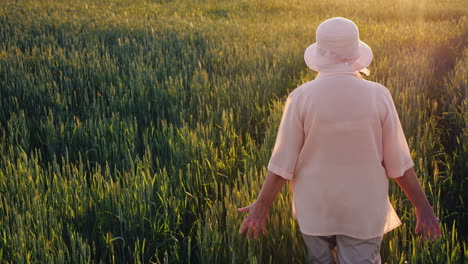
[0, 0, 467, 263]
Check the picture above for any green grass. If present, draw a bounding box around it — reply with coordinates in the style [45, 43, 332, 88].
[0, 0, 466, 263]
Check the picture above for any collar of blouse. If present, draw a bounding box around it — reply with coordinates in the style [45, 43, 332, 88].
[315, 61, 367, 80]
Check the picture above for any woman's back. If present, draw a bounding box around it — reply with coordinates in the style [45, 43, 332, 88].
[269, 72, 410, 239]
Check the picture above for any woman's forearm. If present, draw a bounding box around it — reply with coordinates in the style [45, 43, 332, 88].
[256, 170, 288, 206]
[393, 167, 440, 240]
[393, 167, 432, 211]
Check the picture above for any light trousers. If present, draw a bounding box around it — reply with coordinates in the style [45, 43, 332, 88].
[301, 233, 383, 264]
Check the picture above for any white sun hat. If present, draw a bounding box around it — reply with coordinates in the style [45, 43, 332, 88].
[304, 17, 373, 75]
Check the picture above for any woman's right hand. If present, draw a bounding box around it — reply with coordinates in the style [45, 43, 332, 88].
[393, 168, 442, 241]
[415, 206, 441, 241]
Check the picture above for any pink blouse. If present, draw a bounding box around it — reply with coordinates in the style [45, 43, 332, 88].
[267, 70, 414, 239]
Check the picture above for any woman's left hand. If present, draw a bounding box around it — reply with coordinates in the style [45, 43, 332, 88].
[238, 201, 269, 239]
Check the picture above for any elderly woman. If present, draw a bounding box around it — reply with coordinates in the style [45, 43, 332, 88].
[238, 17, 440, 264]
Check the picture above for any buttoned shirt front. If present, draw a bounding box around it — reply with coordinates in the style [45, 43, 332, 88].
[267, 65, 414, 239]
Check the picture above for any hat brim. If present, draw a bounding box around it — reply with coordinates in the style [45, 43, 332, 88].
[304, 40, 373, 72]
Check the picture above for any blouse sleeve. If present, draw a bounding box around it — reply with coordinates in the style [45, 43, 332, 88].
[267, 90, 304, 180]
[380, 88, 414, 178]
